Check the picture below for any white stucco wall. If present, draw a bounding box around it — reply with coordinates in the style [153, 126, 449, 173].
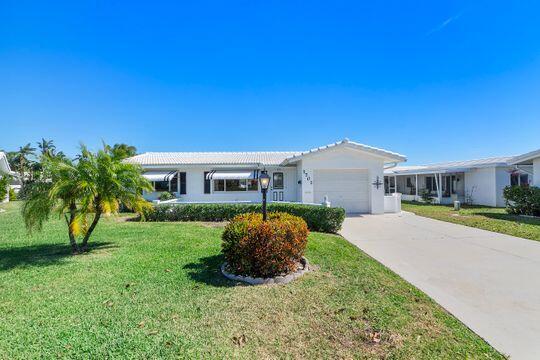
[534, 158, 540, 187]
[296, 146, 386, 214]
[0, 153, 11, 203]
[464, 167, 497, 207]
[495, 167, 512, 207]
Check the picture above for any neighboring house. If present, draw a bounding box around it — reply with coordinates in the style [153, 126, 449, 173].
[125, 139, 406, 214]
[384, 156, 533, 207]
[0, 152, 16, 203]
[510, 148, 540, 187]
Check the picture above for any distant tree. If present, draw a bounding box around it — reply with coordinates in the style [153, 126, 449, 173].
[37, 138, 57, 157]
[0, 174, 11, 201]
[22, 145, 152, 253]
[106, 143, 137, 160]
[13, 143, 36, 183]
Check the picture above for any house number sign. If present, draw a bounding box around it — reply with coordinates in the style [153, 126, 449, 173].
[372, 176, 383, 189]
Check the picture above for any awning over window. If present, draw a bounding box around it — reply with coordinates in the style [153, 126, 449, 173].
[206, 170, 259, 180]
[143, 171, 177, 182]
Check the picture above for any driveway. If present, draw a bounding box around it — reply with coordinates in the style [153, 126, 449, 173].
[340, 211, 540, 360]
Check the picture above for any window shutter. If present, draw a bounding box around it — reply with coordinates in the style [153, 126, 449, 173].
[204, 172, 211, 194]
[180, 172, 187, 194]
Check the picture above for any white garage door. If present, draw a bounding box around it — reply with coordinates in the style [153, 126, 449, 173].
[314, 169, 370, 213]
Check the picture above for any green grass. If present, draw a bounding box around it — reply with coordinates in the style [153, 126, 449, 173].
[402, 201, 540, 242]
[0, 202, 502, 359]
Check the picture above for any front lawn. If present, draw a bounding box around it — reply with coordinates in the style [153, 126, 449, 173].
[402, 201, 540, 242]
[0, 202, 502, 358]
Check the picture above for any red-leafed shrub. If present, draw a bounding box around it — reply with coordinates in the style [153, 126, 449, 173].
[222, 212, 309, 278]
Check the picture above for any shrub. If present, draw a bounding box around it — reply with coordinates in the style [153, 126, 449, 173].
[503, 186, 540, 216]
[8, 187, 17, 201]
[158, 191, 175, 201]
[144, 202, 345, 233]
[420, 189, 434, 204]
[222, 212, 309, 278]
[16, 182, 35, 200]
[0, 176, 9, 201]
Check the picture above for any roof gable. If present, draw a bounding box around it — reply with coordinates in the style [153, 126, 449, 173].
[0, 152, 12, 174]
[282, 139, 407, 164]
[510, 149, 540, 165]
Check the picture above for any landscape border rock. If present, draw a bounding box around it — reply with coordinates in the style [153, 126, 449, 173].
[221, 257, 310, 285]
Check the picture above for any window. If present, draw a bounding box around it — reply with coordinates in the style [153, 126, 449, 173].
[212, 178, 258, 192]
[511, 173, 519, 186]
[247, 179, 258, 191]
[426, 177, 438, 192]
[406, 177, 413, 188]
[384, 176, 396, 194]
[157, 172, 186, 194]
[225, 179, 246, 191]
[520, 174, 529, 187]
[213, 179, 225, 191]
[512, 173, 529, 187]
[273, 172, 284, 189]
[154, 181, 169, 192]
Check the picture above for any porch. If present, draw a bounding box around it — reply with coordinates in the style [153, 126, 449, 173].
[384, 171, 466, 204]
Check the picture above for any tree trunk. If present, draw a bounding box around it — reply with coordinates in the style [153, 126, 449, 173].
[81, 210, 101, 252]
[65, 203, 80, 254]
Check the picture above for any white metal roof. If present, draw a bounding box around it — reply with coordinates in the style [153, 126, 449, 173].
[125, 139, 406, 167]
[385, 156, 515, 175]
[125, 151, 300, 166]
[510, 149, 540, 165]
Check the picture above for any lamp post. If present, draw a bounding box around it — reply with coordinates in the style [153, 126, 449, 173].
[258, 171, 271, 221]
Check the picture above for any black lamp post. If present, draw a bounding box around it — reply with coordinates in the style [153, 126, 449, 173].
[258, 171, 271, 221]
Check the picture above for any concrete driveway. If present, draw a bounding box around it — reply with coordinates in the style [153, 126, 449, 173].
[340, 211, 540, 359]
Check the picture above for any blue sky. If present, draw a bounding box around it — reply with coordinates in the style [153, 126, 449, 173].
[1, 1, 539, 164]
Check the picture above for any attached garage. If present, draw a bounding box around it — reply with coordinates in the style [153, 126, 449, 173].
[313, 169, 370, 213]
[282, 139, 407, 214]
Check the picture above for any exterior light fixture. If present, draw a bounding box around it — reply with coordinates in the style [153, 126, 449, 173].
[258, 171, 271, 221]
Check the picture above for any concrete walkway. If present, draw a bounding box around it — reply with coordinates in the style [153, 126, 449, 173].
[340, 212, 540, 359]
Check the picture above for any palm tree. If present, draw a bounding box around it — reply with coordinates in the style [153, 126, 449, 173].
[106, 143, 137, 160]
[37, 138, 56, 157]
[76, 146, 151, 250]
[22, 145, 152, 253]
[21, 156, 81, 252]
[14, 143, 36, 183]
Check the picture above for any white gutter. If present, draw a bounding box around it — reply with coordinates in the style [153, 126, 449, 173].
[384, 162, 399, 170]
[514, 165, 534, 175]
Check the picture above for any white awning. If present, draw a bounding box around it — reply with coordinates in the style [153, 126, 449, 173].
[143, 171, 177, 182]
[206, 170, 259, 180]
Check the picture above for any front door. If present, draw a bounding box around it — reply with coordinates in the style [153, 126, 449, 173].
[271, 172, 284, 202]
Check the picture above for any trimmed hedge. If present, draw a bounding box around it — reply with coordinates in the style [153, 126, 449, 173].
[503, 185, 540, 216]
[222, 212, 309, 278]
[144, 202, 346, 233]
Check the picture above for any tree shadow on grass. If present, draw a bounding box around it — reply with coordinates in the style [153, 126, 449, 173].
[0, 241, 114, 272]
[183, 254, 238, 288]
[471, 211, 540, 225]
